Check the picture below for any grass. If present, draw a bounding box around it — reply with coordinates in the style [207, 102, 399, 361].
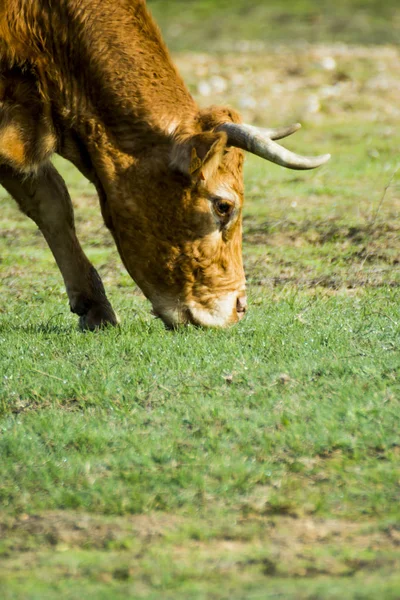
[1, 2, 400, 598]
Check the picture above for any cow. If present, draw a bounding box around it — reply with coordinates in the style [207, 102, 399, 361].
[0, 0, 330, 329]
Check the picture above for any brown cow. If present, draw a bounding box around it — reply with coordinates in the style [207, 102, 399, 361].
[0, 0, 329, 329]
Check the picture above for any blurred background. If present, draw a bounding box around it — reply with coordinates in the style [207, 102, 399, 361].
[148, 0, 400, 51]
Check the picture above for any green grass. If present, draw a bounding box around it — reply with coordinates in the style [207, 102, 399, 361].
[1, 287, 400, 514]
[1, 5, 400, 598]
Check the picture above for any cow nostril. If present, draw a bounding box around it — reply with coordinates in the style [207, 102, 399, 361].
[236, 296, 247, 314]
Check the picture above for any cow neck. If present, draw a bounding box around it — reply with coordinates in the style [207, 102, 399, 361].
[41, 0, 198, 182]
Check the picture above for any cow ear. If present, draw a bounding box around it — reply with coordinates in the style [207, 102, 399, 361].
[171, 131, 227, 181]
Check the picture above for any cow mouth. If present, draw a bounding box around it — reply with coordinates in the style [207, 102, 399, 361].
[151, 291, 246, 329]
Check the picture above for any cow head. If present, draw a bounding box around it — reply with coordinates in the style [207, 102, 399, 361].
[104, 107, 329, 328]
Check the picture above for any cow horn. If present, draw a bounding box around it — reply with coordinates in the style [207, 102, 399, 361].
[216, 122, 330, 170]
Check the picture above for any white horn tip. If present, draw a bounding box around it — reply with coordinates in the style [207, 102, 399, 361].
[306, 153, 331, 169]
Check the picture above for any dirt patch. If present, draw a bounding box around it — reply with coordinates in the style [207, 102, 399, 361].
[246, 274, 400, 290]
[0, 511, 399, 582]
[0, 511, 184, 552]
[244, 219, 400, 249]
[1, 510, 398, 553]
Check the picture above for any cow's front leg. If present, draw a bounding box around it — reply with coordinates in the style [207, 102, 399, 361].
[0, 163, 118, 330]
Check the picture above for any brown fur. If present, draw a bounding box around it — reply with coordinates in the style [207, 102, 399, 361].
[0, 0, 247, 328]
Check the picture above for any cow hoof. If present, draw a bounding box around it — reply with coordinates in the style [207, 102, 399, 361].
[79, 304, 119, 331]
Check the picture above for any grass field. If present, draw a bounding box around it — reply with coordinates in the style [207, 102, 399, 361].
[1, 2, 400, 598]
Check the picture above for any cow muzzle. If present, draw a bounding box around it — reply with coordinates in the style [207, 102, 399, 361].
[153, 290, 247, 329]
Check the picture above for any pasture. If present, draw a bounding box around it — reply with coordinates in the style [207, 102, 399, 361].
[1, 1, 400, 598]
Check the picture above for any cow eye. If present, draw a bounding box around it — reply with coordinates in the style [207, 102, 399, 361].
[213, 198, 234, 220]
